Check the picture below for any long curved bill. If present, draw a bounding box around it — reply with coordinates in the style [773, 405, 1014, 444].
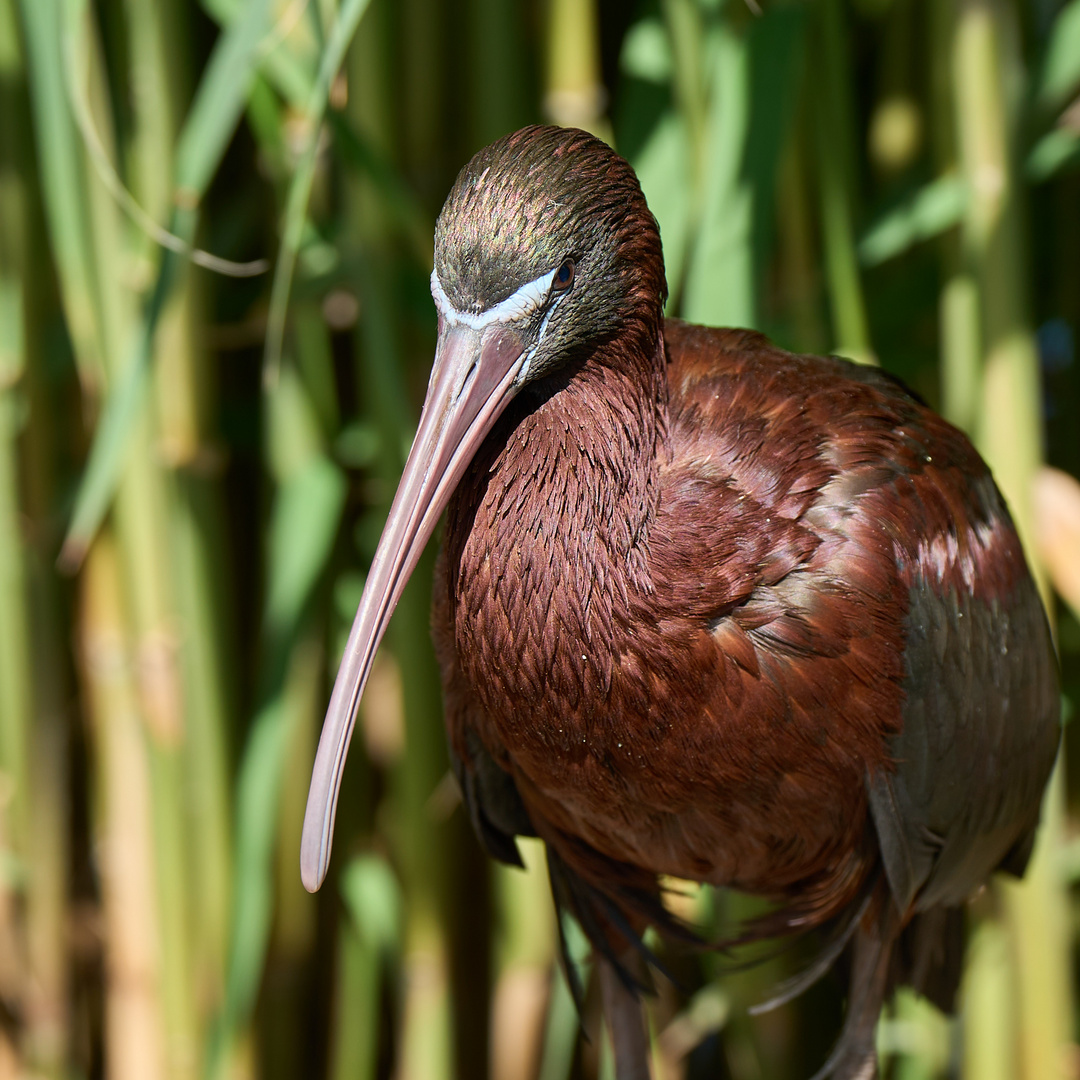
[301, 320, 527, 892]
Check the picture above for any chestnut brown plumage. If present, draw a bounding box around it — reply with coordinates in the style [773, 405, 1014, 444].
[302, 126, 1059, 1079]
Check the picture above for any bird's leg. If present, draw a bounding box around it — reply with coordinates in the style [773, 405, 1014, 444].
[810, 889, 898, 1080]
[598, 955, 654, 1080]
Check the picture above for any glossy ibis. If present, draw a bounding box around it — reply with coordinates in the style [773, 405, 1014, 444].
[302, 126, 1059, 1079]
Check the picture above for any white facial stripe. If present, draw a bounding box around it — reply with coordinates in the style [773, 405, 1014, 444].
[430, 267, 558, 329]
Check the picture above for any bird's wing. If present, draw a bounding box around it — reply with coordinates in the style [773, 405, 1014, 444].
[663, 321, 1060, 919]
[866, 473, 1060, 913]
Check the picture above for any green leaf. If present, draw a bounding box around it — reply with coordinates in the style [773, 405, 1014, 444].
[620, 17, 672, 84]
[18, 0, 103, 390]
[631, 108, 691, 306]
[682, 19, 754, 327]
[174, 0, 278, 203]
[1026, 126, 1080, 182]
[858, 175, 967, 267]
[58, 243, 185, 570]
[340, 854, 402, 952]
[265, 453, 347, 636]
[1034, 0, 1080, 113]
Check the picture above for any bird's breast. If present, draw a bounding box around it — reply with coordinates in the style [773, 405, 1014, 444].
[442, 463, 875, 899]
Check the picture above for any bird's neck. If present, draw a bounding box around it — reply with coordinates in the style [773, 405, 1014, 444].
[443, 327, 668, 717]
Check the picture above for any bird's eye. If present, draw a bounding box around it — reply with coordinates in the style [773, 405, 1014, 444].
[553, 259, 575, 292]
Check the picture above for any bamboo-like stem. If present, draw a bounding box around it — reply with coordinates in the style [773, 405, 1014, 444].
[951, 4, 1072, 1080]
[119, 4, 217, 1077]
[929, 0, 982, 446]
[661, 0, 707, 193]
[400, 0, 444, 198]
[170, 472, 234, 1012]
[545, 0, 608, 139]
[939, 272, 982, 431]
[776, 134, 827, 354]
[811, 0, 874, 365]
[71, 5, 203, 1075]
[490, 840, 556, 1080]
[466, 0, 529, 148]
[23, 585, 70, 1080]
[330, 914, 382, 1080]
[0, 319, 29, 1079]
[0, 0, 32, 941]
[79, 533, 169, 1080]
[961, 893, 1015, 1080]
[331, 854, 402, 1080]
[20, 4, 181, 1077]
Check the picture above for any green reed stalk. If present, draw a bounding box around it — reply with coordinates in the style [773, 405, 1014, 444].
[19, 4, 181, 1076]
[776, 135, 827, 354]
[952, 3, 1072, 1078]
[0, 11, 32, 1072]
[491, 841, 557, 1080]
[546, 0, 608, 138]
[80, 534, 169, 1080]
[15, 0, 104, 396]
[466, 0, 529, 147]
[812, 0, 873, 365]
[961, 893, 1015, 1080]
[0, 0, 31, 916]
[119, 2, 217, 1074]
[331, 854, 402, 1080]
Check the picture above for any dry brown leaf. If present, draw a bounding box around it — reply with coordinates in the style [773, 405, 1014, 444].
[1033, 465, 1080, 614]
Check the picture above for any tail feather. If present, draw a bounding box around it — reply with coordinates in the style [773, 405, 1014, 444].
[749, 890, 873, 1016]
[890, 904, 964, 1014]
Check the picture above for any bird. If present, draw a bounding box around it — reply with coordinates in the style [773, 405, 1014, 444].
[301, 125, 1060, 1079]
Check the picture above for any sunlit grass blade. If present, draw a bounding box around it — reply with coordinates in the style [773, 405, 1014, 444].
[0, 58, 31, 886]
[57, 256, 178, 570]
[262, 0, 373, 387]
[17, 0, 105, 393]
[174, 0, 278, 204]
[536, 915, 591, 1080]
[681, 15, 754, 328]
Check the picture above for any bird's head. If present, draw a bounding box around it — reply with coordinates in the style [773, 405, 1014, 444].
[301, 127, 664, 892]
[432, 125, 666, 385]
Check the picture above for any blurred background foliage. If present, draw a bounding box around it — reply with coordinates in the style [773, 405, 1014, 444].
[0, 0, 1079, 1077]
